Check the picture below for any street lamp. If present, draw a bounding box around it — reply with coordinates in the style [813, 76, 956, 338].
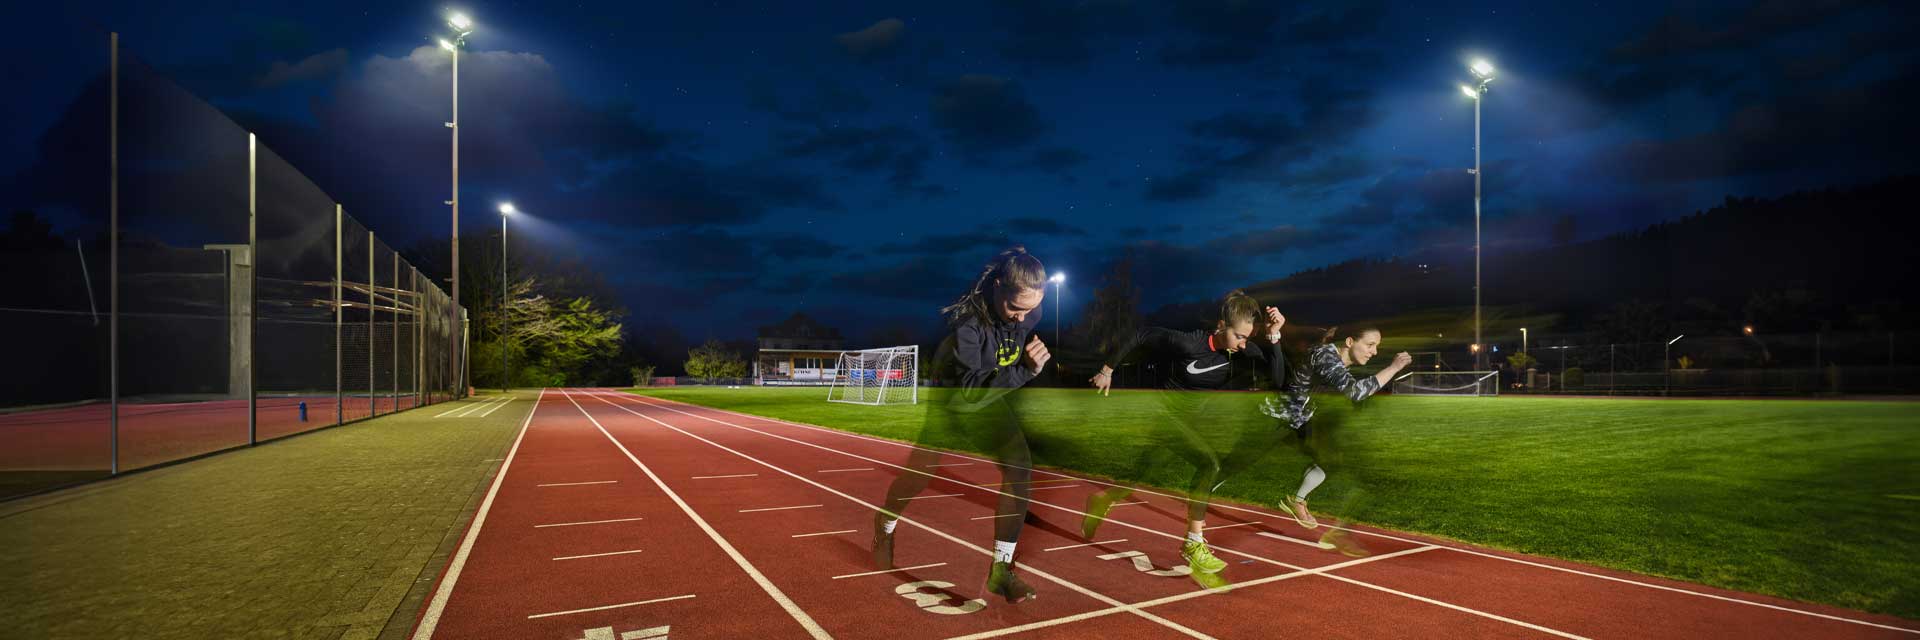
[498, 202, 514, 393]
[441, 11, 475, 397]
[1048, 272, 1065, 345]
[1462, 59, 1495, 370]
[1665, 334, 1685, 396]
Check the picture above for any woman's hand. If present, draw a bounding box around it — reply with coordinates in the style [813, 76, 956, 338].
[1090, 366, 1114, 396]
[1264, 306, 1285, 342]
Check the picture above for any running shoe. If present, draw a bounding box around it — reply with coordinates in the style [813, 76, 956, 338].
[986, 561, 1038, 603]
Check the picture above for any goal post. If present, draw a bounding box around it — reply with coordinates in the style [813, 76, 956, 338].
[827, 345, 919, 405]
[1392, 370, 1499, 396]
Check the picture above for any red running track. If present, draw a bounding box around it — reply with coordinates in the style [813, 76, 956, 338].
[408, 389, 1919, 640]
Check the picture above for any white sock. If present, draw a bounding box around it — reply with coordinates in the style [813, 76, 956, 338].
[1186, 530, 1206, 544]
[993, 540, 1016, 563]
[882, 518, 898, 534]
[1297, 465, 1326, 499]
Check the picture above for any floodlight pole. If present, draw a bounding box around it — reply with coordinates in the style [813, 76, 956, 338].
[1665, 334, 1685, 396]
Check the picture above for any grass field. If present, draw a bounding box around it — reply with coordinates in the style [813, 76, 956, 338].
[626, 385, 1919, 619]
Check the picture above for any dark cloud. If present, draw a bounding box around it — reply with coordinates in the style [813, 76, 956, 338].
[1004, 217, 1087, 237]
[1026, 147, 1089, 178]
[873, 231, 1011, 256]
[836, 18, 907, 60]
[1146, 86, 1375, 201]
[990, 0, 1146, 68]
[829, 256, 969, 301]
[747, 77, 873, 124]
[1612, 0, 1881, 59]
[1158, 0, 1284, 67]
[775, 124, 942, 196]
[256, 48, 348, 88]
[930, 75, 1050, 157]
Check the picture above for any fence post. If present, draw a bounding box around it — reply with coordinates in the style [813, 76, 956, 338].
[109, 31, 120, 475]
[247, 133, 257, 445]
[367, 230, 375, 416]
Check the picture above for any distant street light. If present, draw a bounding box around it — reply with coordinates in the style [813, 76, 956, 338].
[1048, 272, 1065, 346]
[1665, 334, 1685, 396]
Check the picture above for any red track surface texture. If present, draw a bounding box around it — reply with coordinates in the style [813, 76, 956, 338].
[408, 389, 1918, 640]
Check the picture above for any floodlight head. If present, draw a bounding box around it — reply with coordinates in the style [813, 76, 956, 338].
[1049, 273, 1065, 284]
[1460, 84, 1480, 99]
[1668, 334, 1685, 345]
[1743, 325, 1754, 335]
[1471, 59, 1495, 78]
[438, 38, 455, 51]
[448, 12, 473, 31]
[499, 202, 515, 215]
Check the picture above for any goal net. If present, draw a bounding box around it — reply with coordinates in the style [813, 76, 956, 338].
[827, 345, 919, 405]
[1392, 370, 1499, 396]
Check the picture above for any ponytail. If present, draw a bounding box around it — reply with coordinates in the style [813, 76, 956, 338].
[941, 246, 1047, 326]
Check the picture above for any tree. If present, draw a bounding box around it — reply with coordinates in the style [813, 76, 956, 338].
[1083, 257, 1142, 355]
[685, 339, 746, 381]
[1507, 351, 1537, 371]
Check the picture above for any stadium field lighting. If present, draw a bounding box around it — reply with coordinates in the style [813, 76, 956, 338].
[438, 10, 476, 396]
[1665, 334, 1685, 396]
[1049, 272, 1065, 345]
[1461, 57, 1495, 370]
[497, 202, 513, 393]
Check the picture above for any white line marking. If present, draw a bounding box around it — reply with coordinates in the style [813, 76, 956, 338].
[1045, 539, 1127, 552]
[942, 546, 1442, 640]
[553, 549, 644, 561]
[613, 392, 1579, 639]
[478, 397, 513, 417]
[410, 389, 544, 640]
[986, 478, 1080, 487]
[1025, 484, 1082, 492]
[1113, 501, 1146, 506]
[642, 397, 1920, 636]
[586, 391, 1216, 640]
[535, 517, 645, 529]
[817, 467, 872, 473]
[537, 480, 619, 487]
[526, 594, 697, 620]
[970, 513, 1022, 520]
[691, 473, 758, 479]
[927, 463, 973, 467]
[738, 504, 823, 513]
[559, 389, 830, 639]
[792, 529, 857, 538]
[443, 396, 508, 418]
[901, 493, 964, 501]
[831, 562, 948, 580]
[1205, 521, 1260, 531]
[1257, 531, 1336, 549]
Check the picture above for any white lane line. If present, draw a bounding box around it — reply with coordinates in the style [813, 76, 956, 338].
[478, 397, 513, 417]
[559, 390, 830, 640]
[1045, 539, 1126, 552]
[792, 529, 857, 538]
[986, 478, 1080, 487]
[818, 467, 872, 473]
[1026, 484, 1082, 492]
[927, 463, 973, 467]
[553, 549, 644, 561]
[692, 473, 759, 479]
[942, 546, 1442, 640]
[410, 389, 545, 640]
[586, 391, 1216, 640]
[1257, 531, 1336, 549]
[642, 396, 1920, 637]
[537, 480, 619, 487]
[831, 562, 948, 580]
[535, 517, 645, 529]
[1113, 501, 1147, 506]
[1206, 521, 1260, 531]
[526, 594, 697, 620]
[614, 393, 1582, 640]
[970, 513, 1022, 520]
[434, 399, 485, 418]
[738, 504, 823, 513]
[901, 493, 964, 501]
[445, 396, 508, 418]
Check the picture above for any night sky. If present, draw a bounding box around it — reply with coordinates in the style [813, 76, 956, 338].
[7, 1, 1917, 343]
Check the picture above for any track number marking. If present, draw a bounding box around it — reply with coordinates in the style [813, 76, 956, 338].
[895, 581, 987, 615]
[575, 625, 669, 640]
[1097, 550, 1192, 577]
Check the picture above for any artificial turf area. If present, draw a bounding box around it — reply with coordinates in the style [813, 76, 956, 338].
[625, 385, 1919, 619]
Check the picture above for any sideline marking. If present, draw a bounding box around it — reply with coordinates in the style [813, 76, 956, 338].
[554, 549, 643, 561]
[792, 529, 856, 538]
[818, 468, 872, 473]
[692, 473, 758, 479]
[902, 493, 964, 501]
[538, 480, 618, 487]
[409, 390, 543, 640]
[1045, 539, 1127, 552]
[738, 504, 822, 513]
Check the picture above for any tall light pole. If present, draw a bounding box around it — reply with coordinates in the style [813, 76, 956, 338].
[1462, 58, 1495, 370]
[498, 202, 513, 393]
[1048, 272, 1065, 345]
[440, 11, 474, 397]
[1519, 326, 1528, 388]
[1665, 334, 1685, 396]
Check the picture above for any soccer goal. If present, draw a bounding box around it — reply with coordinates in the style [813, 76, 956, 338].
[1392, 370, 1499, 396]
[827, 345, 919, 405]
